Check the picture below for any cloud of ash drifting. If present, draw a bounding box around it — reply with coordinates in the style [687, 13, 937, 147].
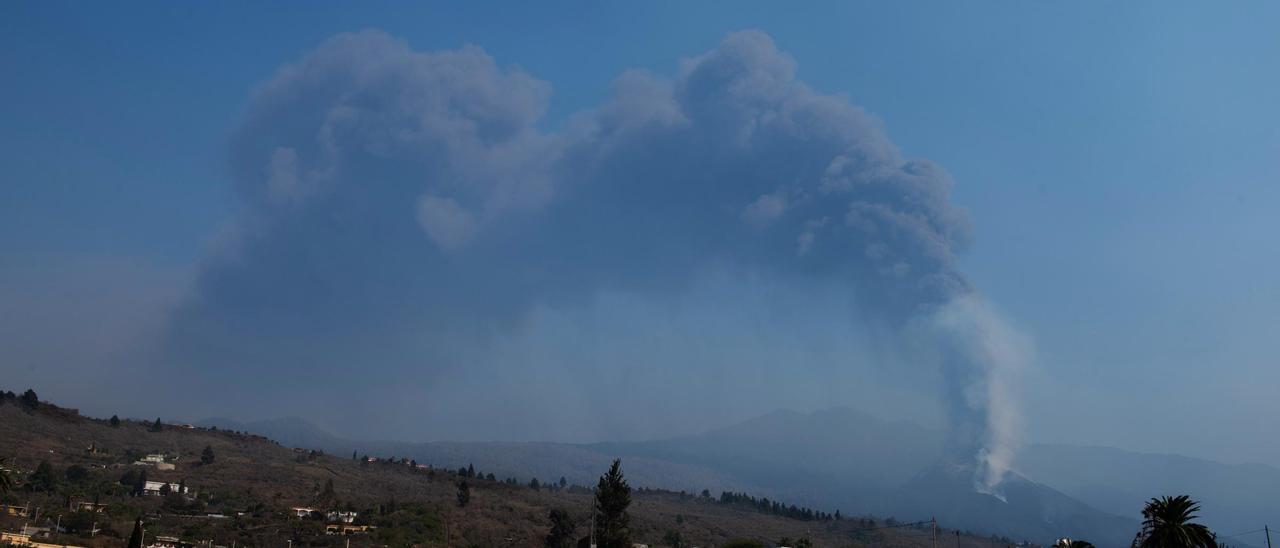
[160, 29, 1028, 484]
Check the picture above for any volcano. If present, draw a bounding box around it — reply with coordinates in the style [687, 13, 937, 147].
[891, 462, 1137, 546]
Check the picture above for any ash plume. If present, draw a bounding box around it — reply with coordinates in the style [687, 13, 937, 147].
[161, 29, 1028, 486]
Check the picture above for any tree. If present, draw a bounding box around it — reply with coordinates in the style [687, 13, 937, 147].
[529, 477, 541, 490]
[0, 456, 12, 492]
[352, 450, 358, 461]
[110, 415, 121, 427]
[663, 530, 684, 548]
[201, 445, 216, 465]
[127, 518, 144, 548]
[321, 478, 335, 501]
[1056, 540, 1096, 548]
[159, 482, 171, 496]
[29, 460, 56, 492]
[65, 464, 89, 482]
[19, 389, 38, 410]
[149, 417, 162, 432]
[163, 488, 192, 513]
[1134, 495, 1216, 548]
[62, 509, 98, 534]
[593, 458, 632, 548]
[456, 480, 470, 507]
[467, 463, 475, 478]
[134, 469, 149, 495]
[546, 508, 576, 547]
[119, 469, 139, 487]
[559, 476, 568, 489]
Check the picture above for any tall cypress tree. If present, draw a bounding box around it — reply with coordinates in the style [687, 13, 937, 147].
[456, 480, 470, 507]
[321, 478, 335, 501]
[134, 469, 148, 496]
[127, 518, 144, 548]
[594, 459, 632, 548]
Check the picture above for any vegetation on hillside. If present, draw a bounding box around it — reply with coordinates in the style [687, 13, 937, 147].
[0, 389, 1238, 548]
[0, 390, 1004, 547]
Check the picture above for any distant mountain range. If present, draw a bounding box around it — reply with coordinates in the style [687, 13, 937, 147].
[200, 407, 1276, 547]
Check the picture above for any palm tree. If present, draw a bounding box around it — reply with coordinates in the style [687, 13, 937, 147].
[1134, 495, 1216, 548]
[0, 456, 12, 492]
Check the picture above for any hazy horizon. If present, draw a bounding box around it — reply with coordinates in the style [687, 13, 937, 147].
[4, 2, 1279, 474]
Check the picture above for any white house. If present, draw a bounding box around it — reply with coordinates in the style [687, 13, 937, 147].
[142, 481, 190, 497]
[134, 454, 176, 471]
[326, 510, 358, 523]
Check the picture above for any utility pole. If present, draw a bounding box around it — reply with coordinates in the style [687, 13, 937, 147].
[955, 530, 961, 548]
[1265, 525, 1272, 548]
[932, 517, 938, 548]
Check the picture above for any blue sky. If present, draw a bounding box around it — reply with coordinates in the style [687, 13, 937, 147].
[2, 2, 1278, 466]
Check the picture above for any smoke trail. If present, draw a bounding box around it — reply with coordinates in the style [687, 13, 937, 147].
[931, 295, 1031, 495]
[161, 29, 1030, 482]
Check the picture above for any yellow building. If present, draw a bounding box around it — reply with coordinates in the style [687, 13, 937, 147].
[0, 504, 29, 517]
[1, 531, 89, 548]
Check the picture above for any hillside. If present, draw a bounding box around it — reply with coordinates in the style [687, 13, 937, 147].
[207, 406, 1274, 547]
[1, 395, 1004, 548]
[891, 464, 1136, 547]
[591, 408, 1140, 547]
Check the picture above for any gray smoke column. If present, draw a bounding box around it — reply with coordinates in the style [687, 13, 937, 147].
[163, 29, 1028, 487]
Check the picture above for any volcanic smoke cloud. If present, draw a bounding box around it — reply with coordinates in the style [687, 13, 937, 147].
[166, 30, 1028, 490]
